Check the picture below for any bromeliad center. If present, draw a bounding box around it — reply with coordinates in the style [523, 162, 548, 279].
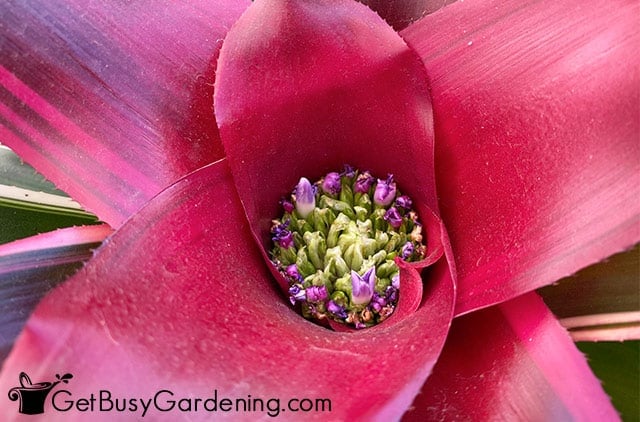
[271, 166, 426, 329]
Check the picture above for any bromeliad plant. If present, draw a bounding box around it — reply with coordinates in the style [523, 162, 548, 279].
[0, 0, 638, 420]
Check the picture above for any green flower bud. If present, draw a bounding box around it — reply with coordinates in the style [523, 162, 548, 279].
[339, 182, 354, 205]
[327, 213, 351, 248]
[303, 231, 327, 270]
[296, 247, 316, 277]
[354, 192, 372, 213]
[361, 237, 377, 257]
[320, 196, 356, 220]
[331, 290, 349, 308]
[308, 270, 331, 290]
[371, 208, 387, 232]
[376, 260, 397, 279]
[344, 241, 364, 272]
[375, 277, 391, 293]
[354, 206, 368, 221]
[277, 245, 298, 266]
[334, 274, 352, 296]
[324, 246, 350, 277]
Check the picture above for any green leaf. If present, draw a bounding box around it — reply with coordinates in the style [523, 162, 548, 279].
[539, 245, 639, 318]
[578, 341, 639, 422]
[0, 145, 99, 244]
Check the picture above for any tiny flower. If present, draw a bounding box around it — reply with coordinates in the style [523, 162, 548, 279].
[410, 223, 423, 243]
[285, 264, 303, 281]
[306, 285, 328, 302]
[341, 164, 356, 178]
[400, 241, 414, 259]
[361, 308, 373, 323]
[271, 221, 294, 249]
[384, 207, 403, 229]
[354, 171, 374, 193]
[378, 305, 395, 321]
[280, 198, 294, 213]
[350, 267, 376, 306]
[288, 284, 306, 305]
[278, 231, 294, 248]
[321, 172, 342, 195]
[385, 286, 398, 303]
[294, 177, 315, 218]
[395, 195, 412, 210]
[373, 175, 397, 206]
[327, 300, 348, 319]
[370, 291, 387, 312]
[391, 274, 400, 289]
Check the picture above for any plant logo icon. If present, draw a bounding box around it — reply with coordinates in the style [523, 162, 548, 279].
[8, 372, 73, 415]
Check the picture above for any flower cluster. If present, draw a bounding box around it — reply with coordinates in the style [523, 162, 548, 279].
[271, 166, 425, 329]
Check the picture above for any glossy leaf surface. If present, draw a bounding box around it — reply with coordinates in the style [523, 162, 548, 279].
[401, 0, 640, 314]
[403, 293, 619, 421]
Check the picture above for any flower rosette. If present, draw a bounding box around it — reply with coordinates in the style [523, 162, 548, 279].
[0, 0, 638, 420]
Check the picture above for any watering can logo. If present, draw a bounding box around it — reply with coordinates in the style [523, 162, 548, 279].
[8, 372, 73, 415]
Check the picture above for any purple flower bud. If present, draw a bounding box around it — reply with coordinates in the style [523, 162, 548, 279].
[327, 300, 348, 319]
[370, 292, 386, 312]
[395, 195, 412, 210]
[400, 241, 414, 259]
[277, 231, 294, 248]
[373, 175, 397, 206]
[392, 274, 400, 289]
[341, 164, 356, 178]
[288, 285, 306, 305]
[350, 267, 376, 306]
[354, 171, 374, 193]
[295, 177, 315, 218]
[321, 172, 342, 195]
[271, 221, 294, 249]
[285, 264, 303, 281]
[385, 286, 398, 303]
[280, 198, 294, 213]
[383, 207, 403, 229]
[306, 285, 328, 302]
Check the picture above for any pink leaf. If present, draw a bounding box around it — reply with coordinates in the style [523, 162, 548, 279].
[0, 0, 249, 227]
[0, 161, 455, 420]
[401, 0, 640, 315]
[403, 293, 619, 421]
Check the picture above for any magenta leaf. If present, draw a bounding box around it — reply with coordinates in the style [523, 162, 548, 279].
[0, 161, 454, 420]
[215, 0, 439, 231]
[401, 0, 640, 315]
[403, 293, 618, 421]
[0, 0, 249, 227]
